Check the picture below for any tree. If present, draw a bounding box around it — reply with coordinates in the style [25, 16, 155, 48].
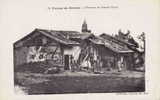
[137, 32, 145, 51]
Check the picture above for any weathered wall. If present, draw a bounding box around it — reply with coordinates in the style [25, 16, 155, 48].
[96, 45, 116, 68]
[26, 46, 46, 63]
[14, 47, 29, 66]
[14, 31, 65, 67]
[45, 46, 63, 65]
[14, 45, 63, 67]
[64, 46, 81, 61]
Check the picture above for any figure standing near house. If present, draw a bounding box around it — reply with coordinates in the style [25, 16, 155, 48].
[99, 58, 103, 72]
[117, 56, 124, 72]
[107, 60, 112, 71]
[97, 56, 102, 72]
[73, 60, 78, 71]
[70, 55, 75, 72]
[92, 60, 96, 72]
[117, 60, 122, 72]
[90, 53, 94, 71]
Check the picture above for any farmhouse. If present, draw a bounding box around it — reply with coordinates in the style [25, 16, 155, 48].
[99, 33, 134, 70]
[14, 28, 81, 70]
[76, 33, 134, 71]
[14, 21, 136, 73]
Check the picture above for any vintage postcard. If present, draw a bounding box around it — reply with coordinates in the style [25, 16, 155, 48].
[0, 0, 160, 100]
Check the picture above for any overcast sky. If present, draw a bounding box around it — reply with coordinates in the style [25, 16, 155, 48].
[0, 0, 159, 42]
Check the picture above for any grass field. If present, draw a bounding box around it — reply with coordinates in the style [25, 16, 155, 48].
[14, 71, 145, 95]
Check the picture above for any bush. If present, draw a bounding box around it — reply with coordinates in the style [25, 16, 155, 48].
[15, 62, 61, 73]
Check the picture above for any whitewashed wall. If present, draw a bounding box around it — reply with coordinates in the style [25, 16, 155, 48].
[64, 46, 81, 61]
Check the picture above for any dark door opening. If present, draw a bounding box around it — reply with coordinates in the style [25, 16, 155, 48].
[64, 55, 70, 70]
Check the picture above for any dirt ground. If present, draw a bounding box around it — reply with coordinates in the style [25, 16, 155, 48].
[14, 70, 145, 95]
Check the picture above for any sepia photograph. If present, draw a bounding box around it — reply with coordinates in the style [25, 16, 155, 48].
[14, 20, 145, 94]
[0, 0, 160, 100]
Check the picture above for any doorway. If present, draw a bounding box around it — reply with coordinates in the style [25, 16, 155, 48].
[64, 55, 70, 70]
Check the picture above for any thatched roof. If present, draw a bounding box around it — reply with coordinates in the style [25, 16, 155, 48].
[14, 28, 134, 53]
[90, 34, 133, 53]
[37, 29, 79, 45]
[14, 28, 80, 48]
